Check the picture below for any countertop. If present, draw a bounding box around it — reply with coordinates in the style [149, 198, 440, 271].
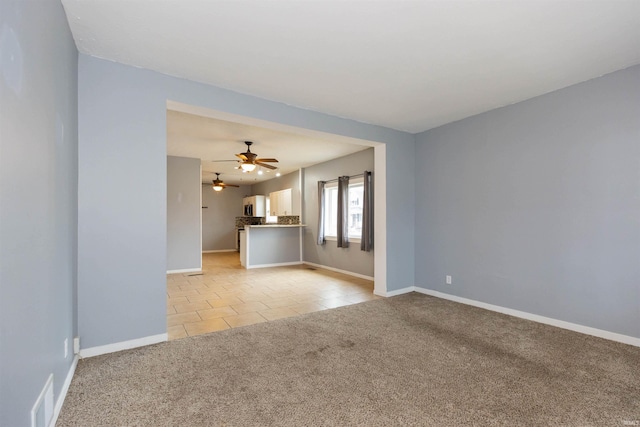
[245, 224, 306, 228]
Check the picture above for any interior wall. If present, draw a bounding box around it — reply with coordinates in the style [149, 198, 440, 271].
[250, 170, 301, 216]
[202, 184, 250, 251]
[0, 1, 78, 425]
[414, 65, 640, 339]
[77, 54, 414, 349]
[302, 148, 375, 277]
[167, 156, 201, 271]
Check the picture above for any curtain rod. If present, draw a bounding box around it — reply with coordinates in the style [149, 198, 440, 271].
[323, 171, 369, 184]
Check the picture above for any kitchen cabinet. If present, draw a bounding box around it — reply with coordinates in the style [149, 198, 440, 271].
[269, 188, 292, 216]
[242, 195, 265, 217]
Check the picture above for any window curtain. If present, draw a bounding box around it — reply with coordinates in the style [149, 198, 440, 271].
[316, 181, 326, 245]
[360, 170, 373, 252]
[337, 176, 350, 248]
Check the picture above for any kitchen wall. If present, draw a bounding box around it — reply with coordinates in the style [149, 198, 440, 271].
[250, 170, 301, 217]
[0, 1, 78, 425]
[77, 54, 415, 349]
[202, 184, 250, 251]
[414, 65, 640, 339]
[302, 148, 374, 277]
[167, 156, 201, 271]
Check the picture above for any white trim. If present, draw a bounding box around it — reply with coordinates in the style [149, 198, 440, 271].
[414, 287, 640, 348]
[166, 268, 201, 274]
[373, 144, 386, 295]
[202, 249, 236, 253]
[199, 163, 203, 271]
[299, 227, 303, 262]
[80, 333, 168, 358]
[246, 261, 303, 269]
[374, 285, 415, 297]
[50, 355, 78, 427]
[303, 261, 374, 281]
[31, 374, 53, 427]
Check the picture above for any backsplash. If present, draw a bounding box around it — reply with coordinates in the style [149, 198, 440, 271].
[235, 217, 264, 227]
[277, 216, 300, 225]
[235, 216, 300, 227]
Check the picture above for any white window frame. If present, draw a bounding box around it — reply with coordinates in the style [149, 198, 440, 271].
[323, 177, 364, 243]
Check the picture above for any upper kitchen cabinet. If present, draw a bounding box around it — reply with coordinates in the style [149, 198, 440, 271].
[243, 195, 265, 217]
[269, 188, 292, 216]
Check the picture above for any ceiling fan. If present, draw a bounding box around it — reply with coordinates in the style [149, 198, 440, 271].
[235, 141, 279, 172]
[211, 173, 239, 192]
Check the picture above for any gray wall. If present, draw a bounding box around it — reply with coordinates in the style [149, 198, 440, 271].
[202, 184, 249, 251]
[246, 227, 301, 266]
[0, 1, 78, 425]
[302, 149, 375, 277]
[77, 54, 415, 349]
[167, 156, 201, 270]
[415, 65, 640, 339]
[250, 170, 301, 216]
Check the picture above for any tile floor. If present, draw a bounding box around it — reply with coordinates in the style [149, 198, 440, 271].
[167, 252, 379, 340]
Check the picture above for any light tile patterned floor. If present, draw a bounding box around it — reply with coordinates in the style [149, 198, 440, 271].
[167, 252, 379, 340]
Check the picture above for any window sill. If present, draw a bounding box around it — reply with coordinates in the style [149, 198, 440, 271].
[324, 236, 361, 243]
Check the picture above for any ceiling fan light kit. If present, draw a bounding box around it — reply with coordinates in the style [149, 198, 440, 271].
[240, 162, 256, 172]
[235, 141, 279, 173]
[212, 172, 239, 192]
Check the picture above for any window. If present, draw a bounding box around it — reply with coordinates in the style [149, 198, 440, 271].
[323, 177, 364, 241]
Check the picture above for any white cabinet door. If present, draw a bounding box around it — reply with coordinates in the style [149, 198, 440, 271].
[279, 188, 292, 216]
[253, 195, 265, 217]
[269, 193, 278, 217]
[269, 189, 292, 216]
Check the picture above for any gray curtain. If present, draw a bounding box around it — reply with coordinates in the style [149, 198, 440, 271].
[337, 176, 350, 248]
[361, 171, 373, 251]
[316, 181, 326, 245]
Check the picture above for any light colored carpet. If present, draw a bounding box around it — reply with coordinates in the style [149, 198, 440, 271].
[58, 293, 640, 426]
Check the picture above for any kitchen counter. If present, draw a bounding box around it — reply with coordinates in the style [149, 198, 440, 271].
[240, 224, 303, 269]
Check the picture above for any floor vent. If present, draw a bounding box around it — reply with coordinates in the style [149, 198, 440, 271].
[188, 273, 204, 276]
[306, 267, 317, 270]
[31, 374, 53, 427]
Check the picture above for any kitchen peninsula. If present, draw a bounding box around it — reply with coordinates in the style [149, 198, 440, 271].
[240, 224, 305, 269]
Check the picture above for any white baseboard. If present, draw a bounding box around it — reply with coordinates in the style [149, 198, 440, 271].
[202, 249, 236, 253]
[49, 355, 78, 427]
[79, 333, 168, 358]
[374, 286, 415, 297]
[303, 261, 374, 281]
[166, 268, 201, 274]
[247, 261, 303, 270]
[414, 287, 640, 348]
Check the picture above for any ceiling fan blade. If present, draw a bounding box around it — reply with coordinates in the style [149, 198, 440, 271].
[256, 161, 277, 170]
[235, 153, 248, 161]
[221, 183, 240, 188]
[255, 158, 279, 163]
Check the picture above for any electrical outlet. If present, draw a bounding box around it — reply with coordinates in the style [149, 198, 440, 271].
[446, 275, 452, 285]
[64, 338, 68, 358]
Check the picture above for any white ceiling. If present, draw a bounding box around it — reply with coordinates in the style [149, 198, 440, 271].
[166, 109, 369, 186]
[62, 0, 640, 133]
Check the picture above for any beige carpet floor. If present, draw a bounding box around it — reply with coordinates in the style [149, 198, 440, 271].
[57, 293, 640, 426]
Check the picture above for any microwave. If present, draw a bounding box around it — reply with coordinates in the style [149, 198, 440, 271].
[244, 204, 253, 216]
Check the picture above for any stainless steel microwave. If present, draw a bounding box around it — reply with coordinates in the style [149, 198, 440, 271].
[244, 204, 253, 216]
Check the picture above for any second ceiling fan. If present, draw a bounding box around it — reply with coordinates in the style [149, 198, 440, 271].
[236, 141, 279, 172]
